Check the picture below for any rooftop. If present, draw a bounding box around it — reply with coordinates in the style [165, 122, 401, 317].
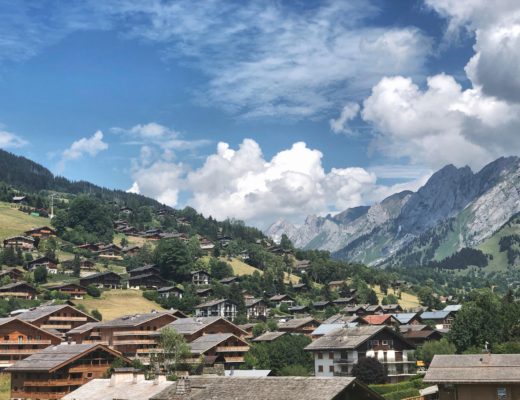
[17, 304, 93, 322]
[167, 317, 246, 336]
[305, 325, 388, 351]
[252, 331, 287, 342]
[279, 317, 317, 330]
[189, 333, 246, 355]
[195, 298, 234, 308]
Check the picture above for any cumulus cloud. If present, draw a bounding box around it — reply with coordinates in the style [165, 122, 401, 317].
[58, 131, 108, 171]
[0, 129, 28, 148]
[329, 102, 360, 134]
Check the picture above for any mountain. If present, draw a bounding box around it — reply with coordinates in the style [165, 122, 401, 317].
[266, 156, 520, 268]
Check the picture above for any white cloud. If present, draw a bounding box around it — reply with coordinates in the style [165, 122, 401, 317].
[0, 130, 28, 148]
[330, 102, 360, 134]
[58, 130, 108, 172]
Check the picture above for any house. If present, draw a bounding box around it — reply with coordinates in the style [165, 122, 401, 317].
[278, 317, 320, 336]
[424, 354, 520, 400]
[288, 305, 309, 314]
[66, 311, 180, 361]
[219, 276, 239, 285]
[196, 287, 213, 298]
[12, 196, 27, 204]
[332, 297, 357, 307]
[151, 376, 385, 400]
[79, 271, 123, 289]
[293, 259, 311, 272]
[322, 314, 360, 325]
[328, 280, 347, 291]
[95, 244, 123, 259]
[46, 283, 87, 299]
[343, 305, 367, 316]
[198, 237, 215, 256]
[62, 257, 96, 273]
[0, 282, 37, 299]
[269, 294, 296, 308]
[305, 325, 416, 383]
[391, 312, 422, 325]
[245, 298, 268, 320]
[128, 273, 170, 290]
[365, 305, 384, 315]
[0, 268, 25, 282]
[26, 256, 58, 274]
[401, 326, 443, 346]
[292, 283, 309, 292]
[121, 245, 140, 256]
[311, 324, 348, 339]
[6, 343, 130, 400]
[195, 299, 237, 321]
[191, 270, 211, 286]
[361, 314, 400, 327]
[0, 317, 62, 369]
[17, 304, 98, 335]
[157, 286, 184, 299]
[382, 304, 403, 314]
[120, 206, 133, 215]
[217, 234, 233, 247]
[75, 243, 101, 252]
[187, 333, 250, 368]
[252, 331, 287, 343]
[129, 265, 160, 277]
[237, 323, 255, 339]
[3, 236, 35, 251]
[420, 310, 456, 330]
[24, 226, 56, 238]
[166, 316, 248, 342]
[443, 304, 462, 313]
[313, 301, 331, 310]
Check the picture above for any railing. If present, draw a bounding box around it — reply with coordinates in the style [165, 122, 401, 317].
[81, 340, 108, 345]
[215, 346, 250, 352]
[48, 316, 88, 322]
[113, 330, 159, 337]
[223, 356, 245, 362]
[112, 339, 156, 345]
[68, 364, 110, 373]
[40, 324, 72, 330]
[333, 358, 353, 364]
[24, 378, 86, 387]
[0, 340, 52, 345]
[0, 349, 35, 354]
[11, 391, 68, 399]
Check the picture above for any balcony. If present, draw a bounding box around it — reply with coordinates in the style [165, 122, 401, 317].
[40, 324, 72, 330]
[333, 358, 354, 364]
[0, 349, 35, 354]
[215, 346, 250, 353]
[113, 330, 159, 337]
[48, 316, 88, 322]
[24, 378, 86, 387]
[0, 340, 52, 345]
[112, 339, 156, 345]
[223, 356, 245, 363]
[12, 391, 68, 399]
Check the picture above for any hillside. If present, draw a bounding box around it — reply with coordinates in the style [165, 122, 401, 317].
[0, 201, 50, 240]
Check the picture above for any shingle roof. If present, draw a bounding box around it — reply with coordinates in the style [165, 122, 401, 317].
[129, 265, 159, 274]
[252, 331, 287, 342]
[245, 298, 263, 307]
[157, 286, 184, 293]
[166, 317, 246, 336]
[195, 298, 235, 308]
[443, 304, 462, 312]
[362, 314, 397, 325]
[311, 324, 345, 336]
[188, 333, 247, 355]
[305, 325, 387, 351]
[151, 376, 377, 400]
[6, 343, 122, 372]
[67, 312, 175, 334]
[17, 304, 82, 322]
[279, 317, 317, 330]
[391, 313, 419, 325]
[420, 311, 451, 320]
[0, 281, 35, 291]
[269, 294, 293, 301]
[424, 354, 520, 383]
[322, 314, 358, 324]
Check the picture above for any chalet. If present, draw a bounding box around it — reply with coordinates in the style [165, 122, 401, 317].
[424, 354, 520, 400]
[0, 268, 25, 282]
[198, 237, 215, 255]
[6, 343, 130, 400]
[196, 287, 213, 298]
[151, 376, 385, 400]
[391, 313, 422, 325]
[269, 294, 296, 308]
[313, 301, 331, 310]
[176, 217, 191, 227]
[95, 244, 122, 259]
[3, 236, 35, 251]
[117, 226, 139, 236]
[361, 314, 400, 327]
[328, 280, 347, 291]
[66, 311, 180, 360]
[382, 304, 403, 314]
[0, 282, 37, 300]
[128, 265, 160, 277]
[400, 325, 443, 346]
[62, 257, 96, 272]
[187, 333, 249, 368]
[343, 305, 367, 316]
[322, 314, 360, 325]
[288, 305, 309, 314]
[237, 323, 255, 339]
[443, 304, 462, 314]
[292, 283, 309, 292]
[0, 317, 62, 369]
[195, 299, 237, 321]
[46, 283, 87, 299]
[306, 325, 416, 383]
[219, 276, 239, 285]
[217, 234, 232, 247]
[252, 331, 287, 343]
[24, 226, 56, 238]
[191, 270, 211, 286]
[79, 271, 123, 289]
[333, 297, 357, 307]
[157, 286, 184, 299]
[365, 305, 385, 315]
[75, 243, 101, 252]
[121, 245, 140, 256]
[420, 310, 456, 330]
[278, 317, 320, 336]
[166, 316, 248, 342]
[128, 273, 170, 290]
[12, 196, 27, 204]
[26, 256, 58, 274]
[17, 304, 98, 335]
[245, 298, 268, 320]
[293, 259, 311, 272]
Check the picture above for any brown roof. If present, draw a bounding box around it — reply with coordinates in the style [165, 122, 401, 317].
[424, 354, 520, 384]
[166, 317, 247, 337]
[189, 333, 248, 355]
[279, 317, 318, 330]
[252, 331, 287, 342]
[17, 304, 95, 323]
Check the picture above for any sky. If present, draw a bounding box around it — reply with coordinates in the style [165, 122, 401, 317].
[1, 0, 520, 228]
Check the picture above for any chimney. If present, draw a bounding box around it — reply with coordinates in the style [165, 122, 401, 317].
[175, 375, 191, 395]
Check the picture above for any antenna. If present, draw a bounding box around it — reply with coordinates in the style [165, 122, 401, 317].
[50, 193, 55, 219]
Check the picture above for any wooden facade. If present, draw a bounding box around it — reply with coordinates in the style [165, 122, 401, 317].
[79, 271, 122, 289]
[3, 236, 35, 251]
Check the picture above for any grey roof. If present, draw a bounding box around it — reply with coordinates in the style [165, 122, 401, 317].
[188, 333, 243, 355]
[130, 265, 158, 274]
[391, 313, 419, 324]
[322, 314, 358, 324]
[424, 354, 520, 383]
[67, 312, 174, 335]
[313, 301, 331, 307]
[195, 298, 234, 308]
[167, 317, 246, 336]
[269, 294, 293, 301]
[80, 271, 122, 280]
[67, 321, 100, 335]
[311, 324, 345, 336]
[225, 370, 271, 377]
[305, 325, 387, 351]
[151, 376, 375, 400]
[252, 331, 287, 342]
[17, 304, 79, 322]
[443, 304, 462, 312]
[245, 298, 264, 307]
[6, 343, 118, 372]
[157, 286, 184, 293]
[0, 281, 35, 291]
[279, 317, 317, 330]
[421, 311, 451, 320]
[398, 324, 430, 333]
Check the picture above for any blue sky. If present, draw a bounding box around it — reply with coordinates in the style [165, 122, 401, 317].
[1, 0, 520, 226]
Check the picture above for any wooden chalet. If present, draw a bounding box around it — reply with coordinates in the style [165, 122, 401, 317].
[26, 257, 58, 274]
[343, 305, 368, 316]
[401, 325, 443, 346]
[420, 310, 456, 330]
[119, 206, 133, 215]
[245, 298, 268, 321]
[219, 276, 239, 285]
[382, 304, 403, 314]
[0, 317, 62, 369]
[17, 304, 98, 335]
[279, 317, 320, 336]
[365, 304, 384, 315]
[191, 270, 211, 286]
[187, 333, 249, 368]
[0, 268, 25, 282]
[0, 282, 37, 300]
[128, 273, 169, 290]
[79, 271, 123, 289]
[95, 244, 122, 259]
[313, 301, 332, 310]
[328, 280, 347, 291]
[252, 331, 287, 343]
[61, 258, 95, 273]
[6, 343, 130, 400]
[3, 236, 35, 251]
[121, 245, 140, 256]
[45, 283, 87, 299]
[195, 299, 237, 321]
[288, 305, 309, 314]
[157, 286, 184, 299]
[292, 283, 309, 292]
[198, 236, 215, 256]
[196, 287, 213, 298]
[66, 311, 181, 361]
[361, 314, 400, 327]
[293, 259, 311, 272]
[74, 243, 101, 252]
[392, 313, 422, 325]
[166, 316, 248, 342]
[128, 265, 160, 277]
[332, 297, 357, 307]
[24, 226, 56, 239]
[269, 294, 296, 308]
[11, 196, 27, 204]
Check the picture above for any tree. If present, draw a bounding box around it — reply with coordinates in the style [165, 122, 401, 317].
[252, 322, 267, 337]
[72, 254, 81, 277]
[154, 239, 193, 282]
[209, 258, 233, 280]
[86, 284, 101, 298]
[62, 195, 114, 242]
[280, 234, 294, 251]
[120, 236, 129, 248]
[351, 357, 387, 384]
[33, 266, 48, 283]
[367, 289, 379, 305]
[91, 309, 102, 321]
[155, 327, 191, 375]
[416, 338, 456, 365]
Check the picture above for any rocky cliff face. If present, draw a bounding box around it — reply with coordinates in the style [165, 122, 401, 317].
[265, 156, 520, 266]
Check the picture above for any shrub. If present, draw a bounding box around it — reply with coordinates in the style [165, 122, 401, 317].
[91, 309, 102, 321]
[86, 284, 101, 298]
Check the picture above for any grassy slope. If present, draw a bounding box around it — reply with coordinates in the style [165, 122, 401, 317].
[0, 374, 9, 400]
[372, 284, 420, 310]
[478, 216, 520, 273]
[74, 290, 161, 321]
[113, 233, 154, 247]
[0, 201, 50, 241]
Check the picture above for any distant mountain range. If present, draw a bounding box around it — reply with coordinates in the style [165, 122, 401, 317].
[266, 156, 520, 269]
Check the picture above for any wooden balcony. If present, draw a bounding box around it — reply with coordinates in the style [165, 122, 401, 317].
[40, 324, 72, 330]
[0, 340, 52, 345]
[11, 391, 68, 399]
[223, 356, 245, 363]
[113, 330, 159, 337]
[216, 346, 250, 353]
[24, 378, 86, 387]
[0, 349, 35, 354]
[48, 316, 88, 322]
[68, 364, 110, 373]
[136, 348, 162, 354]
[80, 340, 108, 345]
[112, 339, 156, 345]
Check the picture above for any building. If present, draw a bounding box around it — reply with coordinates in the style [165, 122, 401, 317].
[0, 282, 37, 299]
[382, 304, 403, 314]
[305, 325, 416, 383]
[45, 283, 87, 299]
[151, 376, 385, 400]
[245, 298, 268, 321]
[17, 304, 98, 336]
[62, 258, 96, 273]
[195, 299, 237, 321]
[26, 256, 58, 274]
[252, 331, 287, 343]
[292, 283, 309, 292]
[401, 326, 443, 346]
[293, 259, 311, 272]
[128, 273, 170, 290]
[157, 286, 184, 299]
[424, 354, 520, 400]
[6, 343, 130, 400]
[0, 317, 62, 368]
[420, 310, 456, 330]
[328, 280, 347, 291]
[187, 333, 250, 368]
[269, 294, 295, 308]
[121, 245, 140, 256]
[0, 268, 25, 282]
[361, 314, 400, 327]
[12, 196, 27, 204]
[313, 301, 331, 310]
[95, 244, 123, 259]
[166, 316, 248, 342]
[79, 271, 123, 289]
[278, 317, 320, 336]
[24, 226, 57, 239]
[3, 236, 35, 251]
[343, 305, 368, 316]
[66, 311, 180, 361]
[288, 305, 309, 315]
[332, 297, 357, 307]
[196, 288, 213, 298]
[391, 313, 422, 325]
[219, 276, 239, 285]
[128, 265, 160, 277]
[191, 270, 211, 286]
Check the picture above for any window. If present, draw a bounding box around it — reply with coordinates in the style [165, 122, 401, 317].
[329, 366, 334, 373]
[318, 365, 323, 372]
[329, 352, 334, 359]
[87, 372, 93, 378]
[369, 340, 379, 347]
[497, 388, 507, 400]
[318, 352, 323, 360]
[382, 340, 388, 345]
[3, 336, 8, 341]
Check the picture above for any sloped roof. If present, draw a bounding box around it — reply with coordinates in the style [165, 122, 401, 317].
[391, 313, 419, 324]
[322, 314, 358, 324]
[362, 314, 397, 325]
[129, 265, 159, 274]
[195, 298, 235, 308]
[0, 281, 35, 291]
[305, 325, 386, 351]
[245, 298, 264, 307]
[157, 286, 184, 293]
[189, 333, 247, 355]
[424, 354, 520, 383]
[420, 311, 452, 320]
[443, 304, 462, 312]
[17, 304, 93, 323]
[269, 294, 293, 301]
[311, 324, 345, 336]
[0, 317, 61, 340]
[252, 331, 287, 342]
[279, 317, 318, 330]
[166, 317, 246, 336]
